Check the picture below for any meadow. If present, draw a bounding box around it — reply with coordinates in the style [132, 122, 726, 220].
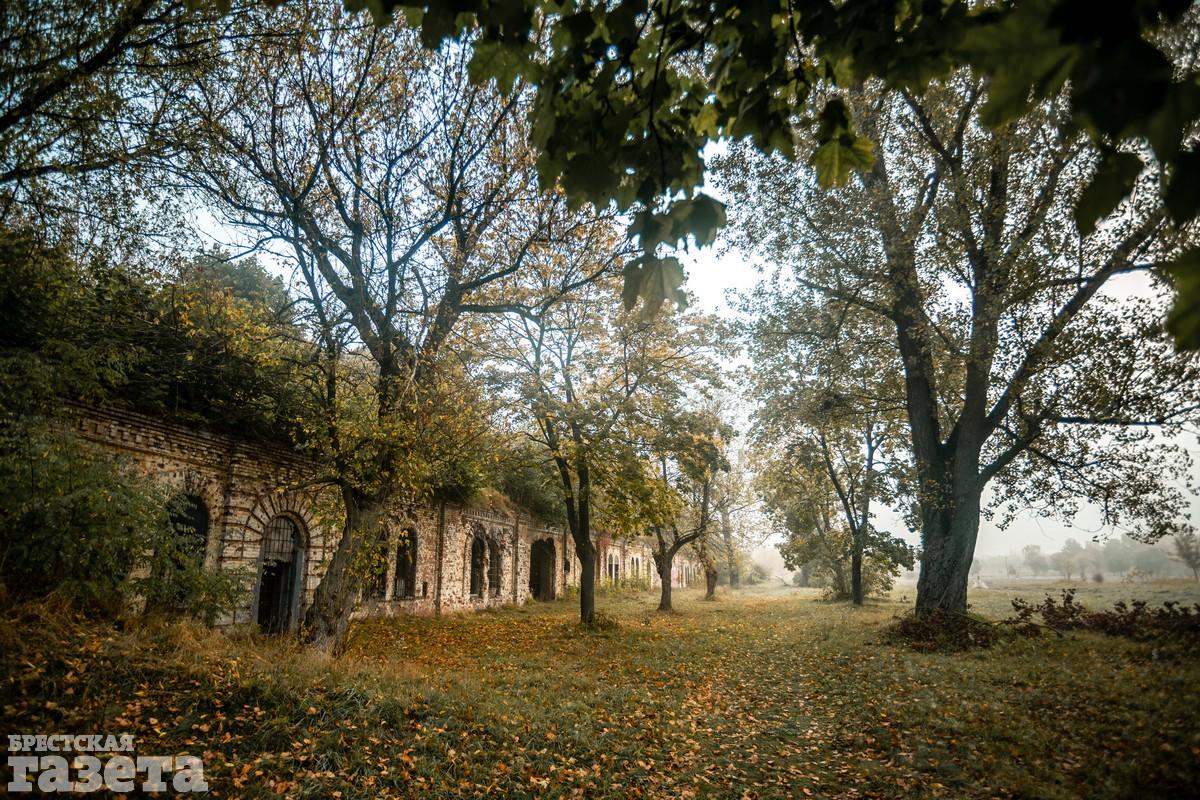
[3, 580, 1198, 798]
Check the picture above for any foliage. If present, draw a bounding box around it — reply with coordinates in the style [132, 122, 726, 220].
[779, 517, 911, 601]
[173, 2, 624, 648]
[0, 416, 169, 611]
[0, 229, 302, 439]
[0, 414, 243, 622]
[744, 288, 914, 604]
[1022, 544, 1049, 577]
[718, 74, 1200, 613]
[485, 250, 725, 619]
[490, 442, 567, 524]
[357, 1, 1200, 340]
[1009, 589, 1200, 643]
[1170, 528, 1200, 580]
[759, 435, 915, 602]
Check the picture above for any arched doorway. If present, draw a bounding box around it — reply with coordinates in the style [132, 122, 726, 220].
[256, 516, 302, 633]
[393, 529, 417, 600]
[469, 535, 486, 597]
[529, 539, 556, 601]
[488, 539, 502, 597]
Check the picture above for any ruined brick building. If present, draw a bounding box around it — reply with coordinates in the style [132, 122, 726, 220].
[71, 404, 700, 632]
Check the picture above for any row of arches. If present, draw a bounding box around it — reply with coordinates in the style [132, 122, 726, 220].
[364, 529, 421, 603]
[600, 549, 655, 584]
[159, 492, 306, 634]
[468, 534, 502, 598]
[159, 492, 577, 631]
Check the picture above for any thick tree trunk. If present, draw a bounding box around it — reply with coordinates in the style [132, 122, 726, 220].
[576, 537, 596, 624]
[915, 488, 982, 614]
[656, 551, 673, 612]
[302, 490, 383, 654]
[658, 569, 672, 611]
[850, 549, 864, 606]
[704, 564, 718, 600]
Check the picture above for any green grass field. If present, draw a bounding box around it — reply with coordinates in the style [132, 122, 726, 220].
[3, 581, 1198, 798]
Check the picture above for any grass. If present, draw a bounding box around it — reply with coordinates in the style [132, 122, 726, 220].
[2, 580, 1199, 798]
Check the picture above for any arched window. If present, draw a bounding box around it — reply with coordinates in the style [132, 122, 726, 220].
[394, 529, 417, 600]
[257, 516, 302, 633]
[469, 536, 486, 597]
[487, 539, 501, 597]
[153, 493, 209, 612]
[364, 528, 389, 601]
[169, 494, 209, 564]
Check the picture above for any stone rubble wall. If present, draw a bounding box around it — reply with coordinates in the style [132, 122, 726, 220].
[67, 404, 701, 629]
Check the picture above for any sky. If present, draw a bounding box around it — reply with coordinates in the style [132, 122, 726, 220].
[680, 241, 1200, 564]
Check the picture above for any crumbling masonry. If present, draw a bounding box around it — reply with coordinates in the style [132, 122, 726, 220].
[70, 404, 699, 631]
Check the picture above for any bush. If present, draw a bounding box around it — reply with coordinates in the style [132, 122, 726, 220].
[885, 609, 1003, 651]
[1008, 589, 1200, 642]
[0, 414, 243, 622]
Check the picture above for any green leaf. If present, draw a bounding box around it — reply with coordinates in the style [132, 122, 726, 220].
[810, 135, 875, 189]
[682, 194, 727, 247]
[467, 41, 531, 95]
[959, 5, 1077, 127]
[621, 256, 687, 316]
[1164, 150, 1200, 226]
[1165, 248, 1200, 350]
[1074, 150, 1142, 236]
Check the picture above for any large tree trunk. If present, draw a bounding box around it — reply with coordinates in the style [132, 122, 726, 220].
[655, 549, 674, 612]
[302, 490, 383, 654]
[704, 563, 718, 600]
[850, 549, 864, 606]
[576, 537, 596, 624]
[915, 488, 982, 613]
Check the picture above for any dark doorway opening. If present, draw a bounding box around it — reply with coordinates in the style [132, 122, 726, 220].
[257, 516, 301, 633]
[469, 536, 486, 597]
[529, 539, 556, 601]
[394, 529, 416, 600]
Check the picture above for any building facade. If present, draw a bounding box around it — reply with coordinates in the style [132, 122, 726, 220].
[69, 404, 698, 631]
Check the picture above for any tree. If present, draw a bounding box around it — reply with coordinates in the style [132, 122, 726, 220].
[0, 0, 232, 254]
[717, 77, 1200, 615]
[1170, 528, 1200, 581]
[365, 1, 1200, 345]
[744, 289, 913, 605]
[759, 438, 914, 602]
[643, 407, 731, 612]
[1050, 539, 1086, 581]
[173, 4, 605, 651]
[1023, 544, 1048, 577]
[485, 258, 719, 621]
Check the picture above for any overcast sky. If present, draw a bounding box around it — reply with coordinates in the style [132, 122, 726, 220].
[682, 242, 1200, 561]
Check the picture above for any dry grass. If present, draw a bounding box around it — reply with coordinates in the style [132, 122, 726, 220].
[2, 581, 1199, 798]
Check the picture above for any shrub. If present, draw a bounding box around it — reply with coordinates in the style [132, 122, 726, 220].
[1008, 589, 1200, 642]
[884, 609, 1003, 652]
[0, 413, 243, 623]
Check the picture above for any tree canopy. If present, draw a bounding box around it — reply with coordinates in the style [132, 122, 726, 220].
[347, 0, 1200, 345]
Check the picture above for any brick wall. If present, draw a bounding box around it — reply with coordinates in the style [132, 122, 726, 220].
[68, 404, 703, 630]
